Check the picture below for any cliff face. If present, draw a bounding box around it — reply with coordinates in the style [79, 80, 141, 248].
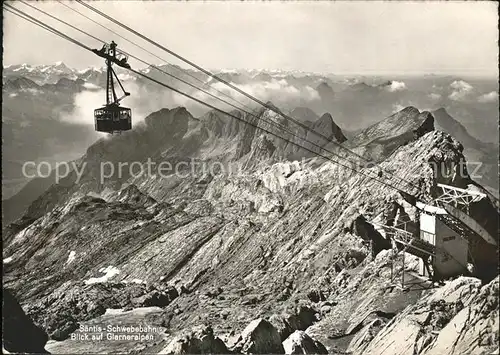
[347, 106, 435, 162]
[2, 288, 50, 354]
[432, 107, 499, 194]
[2, 105, 498, 354]
[306, 113, 347, 146]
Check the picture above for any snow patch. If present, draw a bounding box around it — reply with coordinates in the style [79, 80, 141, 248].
[84, 266, 120, 285]
[11, 224, 35, 245]
[78, 66, 103, 74]
[13, 63, 31, 72]
[20, 88, 43, 95]
[3, 256, 13, 264]
[66, 251, 76, 265]
[104, 308, 125, 315]
[103, 306, 163, 317]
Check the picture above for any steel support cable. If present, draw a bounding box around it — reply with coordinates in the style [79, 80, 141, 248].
[14, 0, 416, 193]
[15, 4, 272, 129]
[5, 3, 416, 197]
[15, 2, 325, 161]
[74, 0, 349, 144]
[55, 0, 257, 115]
[18, 2, 305, 144]
[17, 2, 248, 113]
[73, 0, 424, 194]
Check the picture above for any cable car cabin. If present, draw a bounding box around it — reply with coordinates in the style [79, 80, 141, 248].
[94, 105, 132, 133]
[92, 41, 132, 134]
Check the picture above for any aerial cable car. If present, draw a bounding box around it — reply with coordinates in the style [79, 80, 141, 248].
[92, 41, 132, 134]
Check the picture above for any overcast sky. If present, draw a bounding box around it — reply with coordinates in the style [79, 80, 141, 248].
[3, 1, 498, 76]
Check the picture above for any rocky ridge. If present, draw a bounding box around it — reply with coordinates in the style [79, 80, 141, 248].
[3, 104, 499, 354]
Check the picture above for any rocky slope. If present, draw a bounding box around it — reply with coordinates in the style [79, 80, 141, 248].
[358, 276, 499, 355]
[2, 104, 499, 354]
[346, 106, 434, 162]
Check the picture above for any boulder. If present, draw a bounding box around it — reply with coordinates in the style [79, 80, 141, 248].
[230, 318, 285, 354]
[160, 325, 229, 354]
[283, 330, 328, 354]
[285, 305, 318, 332]
[268, 304, 319, 342]
[204, 286, 223, 298]
[269, 314, 294, 341]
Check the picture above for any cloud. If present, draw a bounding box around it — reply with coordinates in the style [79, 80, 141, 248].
[386, 80, 407, 92]
[117, 73, 136, 81]
[211, 78, 320, 105]
[60, 89, 106, 126]
[428, 93, 442, 101]
[450, 80, 473, 91]
[477, 91, 498, 103]
[448, 80, 474, 101]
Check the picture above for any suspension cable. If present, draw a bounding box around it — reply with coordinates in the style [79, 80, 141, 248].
[16, 2, 330, 161]
[55, 0, 257, 115]
[73, 0, 424, 194]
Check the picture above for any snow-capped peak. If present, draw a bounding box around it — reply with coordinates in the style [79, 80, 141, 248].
[12, 63, 34, 72]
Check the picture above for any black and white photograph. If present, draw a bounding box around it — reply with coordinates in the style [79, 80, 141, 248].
[2, 1, 499, 354]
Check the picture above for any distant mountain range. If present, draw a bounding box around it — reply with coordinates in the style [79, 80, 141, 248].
[2, 62, 498, 202]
